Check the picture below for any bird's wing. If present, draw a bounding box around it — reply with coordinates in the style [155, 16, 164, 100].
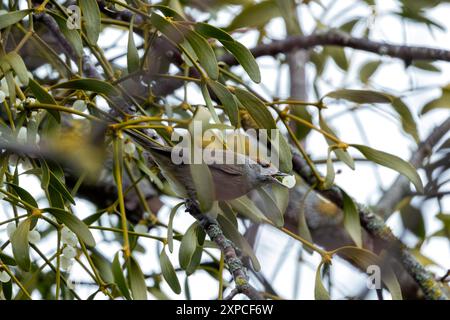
[209, 162, 245, 176]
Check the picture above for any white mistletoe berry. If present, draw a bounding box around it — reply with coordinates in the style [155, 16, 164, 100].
[62, 246, 77, 259]
[0, 271, 11, 283]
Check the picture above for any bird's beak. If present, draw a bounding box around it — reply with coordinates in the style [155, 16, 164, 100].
[273, 171, 289, 178]
[271, 173, 296, 189]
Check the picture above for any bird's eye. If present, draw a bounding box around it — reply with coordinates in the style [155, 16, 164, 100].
[260, 162, 270, 168]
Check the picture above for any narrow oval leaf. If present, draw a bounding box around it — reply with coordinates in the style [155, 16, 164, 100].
[80, 0, 101, 44]
[189, 163, 215, 212]
[227, 0, 280, 30]
[323, 149, 336, 189]
[234, 88, 276, 130]
[28, 79, 60, 122]
[11, 218, 31, 271]
[52, 79, 119, 96]
[194, 22, 234, 42]
[45, 208, 96, 247]
[217, 214, 261, 271]
[359, 60, 381, 83]
[336, 247, 402, 300]
[0, 10, 32, 30]
[178, 222, 199, 270]
[391, 98, 419, 143]
[341, 188, 362, 248]
[184, 29, 219, 80]
[160, 249, 181, 294]
[257, 186, 284, 227]
[6, 182, 38, 208]
[167, 202, 184, 253]
[319, 115, 354, 169]
[0, 251, 17, 266]
[351, 144, 423, 192]
[222, 40, 261, 83]
[4, 52, 29, 85]
[112, 253, 131, 300]
[206, 79, 239, 127]
[49, 171, 75, 205]
[228, 196, 266, 222]
[150, 13, 184, 44]
[127, 15, 140, 74]
[128, 255, 148, 300]
[323, 89, 392, 104]
[48, 12, 83, 57]
[420, 88, 450, 115]
[314, 262, 330, 300]
[326, 46, 348, 71]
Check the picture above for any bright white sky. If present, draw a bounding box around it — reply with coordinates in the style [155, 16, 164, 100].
[1, 0, 449, 300]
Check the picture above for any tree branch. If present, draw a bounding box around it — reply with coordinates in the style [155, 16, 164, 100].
[221, 29, 450, 65]
[185, 200, 263, 300]
[376, 117, 450, 217]
[292, 153, 448, 300]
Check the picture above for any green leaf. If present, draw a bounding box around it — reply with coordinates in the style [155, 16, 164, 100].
[341, 188, 362, 248]
[90, 251, 114, 283]
[80, 0, 101, 44]
[319, 115, 354, 170]
[189, 163, 215, 212]
[228, 196, 266, 222]
[0, 251, 17, 266]
[6, 182, 38, 208]
[28, 79, 60, 122]
[391, 98, 419, 143]
[184, 29, 219, 80]
[325, 46, 348, 71]
[217, 214, 261, 271]
[206, 79, 239, 127]
[45, 208, 96, 247]
[152, 4, 185, 20]
[194, 23, 234, 42]
[4, 52, 29, 85]
[185, 246, 203, 276]
[227, 0, 280, 30]
[221, 40, 261, 83]
[49, 171, 75, 205]
[359, 60, 381, 83]
[167, 202, 184, 253]
[411, 60, 440, 72]
[0, 10, 32, 30]
[351, 144, 423, 192]
[128, 255, 148, 300]
[48, 12, 83, 57]
[150, 13, 185, 43]
[11, 218, 31, 271]
[234, 88, 276, 130]
[323, 149, 335, 189]
[314, 262, 330, 300]
[421, 88, 450, 114]
[323, 89, 392, 104]
[257, 186, 284, 227]
[52, 78, 119, 96]
[127, 15, 140, 74]
[179, 222, 198, 270]
[112, 253, 131, 300]
[336, 247, 402, 300]
[83, 211, 106, 225]
[160, 248, 181, 294]
[276, 130, 293, 173]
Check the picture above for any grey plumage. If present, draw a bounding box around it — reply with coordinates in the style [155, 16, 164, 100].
[127, 129, 288, 201]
